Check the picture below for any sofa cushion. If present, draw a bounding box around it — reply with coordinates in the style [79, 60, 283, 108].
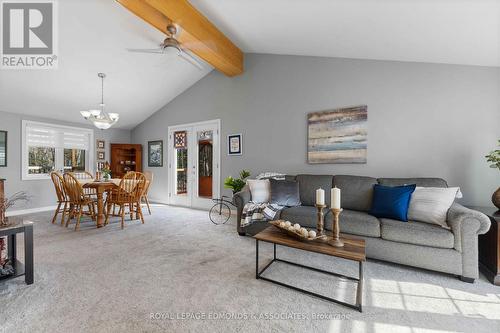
[269, 179, 301, 207]
[380, 218, 454, 249]
[378, 177, 448, 188]
[247, 179, 270, 203]
[369, 184, 416, 222]
[296, 174, 333, 206]
[279, 207, 380, 237]
[333, 175, 378, 212]
[337, 210, 381, 237]
[407, 187, 460, 228]
[280, 206, 331, 229]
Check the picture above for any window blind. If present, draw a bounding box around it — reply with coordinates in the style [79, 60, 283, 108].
[63, 131, 90, 150]
[26, 124, 90, 150]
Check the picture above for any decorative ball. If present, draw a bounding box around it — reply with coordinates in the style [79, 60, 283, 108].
[279, 221, 286, 228]
[284, 221, 292, 227]
[308, 230, 317, 238]
[293, 223, 301, 230]
[288, 226, 295, 232]
[300, 228, 308, 237]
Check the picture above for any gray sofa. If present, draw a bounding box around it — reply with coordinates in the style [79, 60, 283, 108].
[234, 174, 491, 282]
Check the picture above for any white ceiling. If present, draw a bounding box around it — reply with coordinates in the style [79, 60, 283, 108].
[0, 0, 498, 130]
[192, 0, 500, 67]
[0, 0, 212, 130]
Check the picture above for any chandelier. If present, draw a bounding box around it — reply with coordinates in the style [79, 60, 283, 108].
[80, 73, 119, 130]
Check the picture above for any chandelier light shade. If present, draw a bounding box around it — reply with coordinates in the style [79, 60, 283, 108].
[80, 73, 119, 130]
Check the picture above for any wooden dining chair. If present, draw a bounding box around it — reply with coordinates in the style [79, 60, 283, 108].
[50, 172, 71, 225]
[105, 172, 146, 229]
[63, 172, 97, 231]
[142, 171, 153, 215]
[72, 171, 96, 197]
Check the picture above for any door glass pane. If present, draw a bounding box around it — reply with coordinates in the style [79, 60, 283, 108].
[0, 131, 6, 166]
[174, 131, 188, 196]
[28, 146, 55, 174]
[197, 130, 213, 198]
[64, 148, 86, 172]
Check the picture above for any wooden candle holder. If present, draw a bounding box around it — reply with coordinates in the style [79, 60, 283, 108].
[330, 208, 344, 247]
[314, 204, 327, 235]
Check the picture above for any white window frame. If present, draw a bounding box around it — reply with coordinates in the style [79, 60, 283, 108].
[21, 120, 95, 180]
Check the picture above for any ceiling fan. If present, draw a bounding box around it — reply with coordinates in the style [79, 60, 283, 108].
[127, 24, 204, 70]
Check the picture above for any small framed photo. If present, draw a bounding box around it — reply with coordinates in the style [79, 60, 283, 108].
[148, 140, 163, 167]
[97, 162, 105, 171]
[96, 140, 105, 149]
[228, 134, 242, 155]
[97, 151, 105, 160]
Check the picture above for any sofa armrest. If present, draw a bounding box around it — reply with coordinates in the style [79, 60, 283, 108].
[448, 203, 491, 239]
[447, 203, 491, 280]
[233, 188, 251, 234]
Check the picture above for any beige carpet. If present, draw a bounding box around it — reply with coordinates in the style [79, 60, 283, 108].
[1, 205, 499, 333]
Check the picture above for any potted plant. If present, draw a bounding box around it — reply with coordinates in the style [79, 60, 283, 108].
[101, 162, 111, 181]
[224, 170, 250, 195]
[486, 139, 500, 209]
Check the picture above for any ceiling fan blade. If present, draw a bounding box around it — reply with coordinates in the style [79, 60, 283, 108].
[127, 48, 164, 54]
[179, 50, 204, 70]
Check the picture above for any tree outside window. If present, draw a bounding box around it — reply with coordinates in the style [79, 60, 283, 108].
[64, 148, 86, 172]
[28, 147, 55, 174]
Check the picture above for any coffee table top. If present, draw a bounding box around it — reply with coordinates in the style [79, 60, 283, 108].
[254, 226, 366, 262]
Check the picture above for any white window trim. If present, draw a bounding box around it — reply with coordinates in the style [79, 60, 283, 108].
[21, 120, 95, 181]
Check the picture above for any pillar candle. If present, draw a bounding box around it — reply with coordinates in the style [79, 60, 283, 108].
[316, 188, 325, 205]
[331, 187, 341, 209]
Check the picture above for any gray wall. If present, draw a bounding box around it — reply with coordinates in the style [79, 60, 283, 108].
[0, 110, 131, 211]
[133, 53, 499, 207]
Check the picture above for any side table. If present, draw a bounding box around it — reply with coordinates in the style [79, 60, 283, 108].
[469, 206, 500, 285]
[0, 218, 34, 285]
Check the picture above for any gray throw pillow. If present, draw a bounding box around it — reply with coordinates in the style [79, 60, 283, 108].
[269, 179, 301, 207]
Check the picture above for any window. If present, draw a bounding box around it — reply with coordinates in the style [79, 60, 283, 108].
[28, 147, 55, 174]
[22, 121, 94, 180]
[64, 149, 86, 172]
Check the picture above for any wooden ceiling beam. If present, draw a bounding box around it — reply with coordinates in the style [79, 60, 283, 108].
[116, 0, 244, 77]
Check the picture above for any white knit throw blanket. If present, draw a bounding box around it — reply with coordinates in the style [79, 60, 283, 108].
[241, 202, 283, 227]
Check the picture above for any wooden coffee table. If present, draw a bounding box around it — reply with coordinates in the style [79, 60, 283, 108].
[254, 226, 366, 312]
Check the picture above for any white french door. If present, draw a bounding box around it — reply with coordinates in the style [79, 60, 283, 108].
[167, 120, 220, 209]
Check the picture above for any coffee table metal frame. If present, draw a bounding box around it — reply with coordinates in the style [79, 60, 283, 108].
[255, 239, 364, 312]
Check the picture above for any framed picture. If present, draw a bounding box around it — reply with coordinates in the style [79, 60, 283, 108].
[228, 134, 242, 155]
[0, 130, 6, 167]
[97, 162, 105, 171]
[308, 105, 367, 164]
[148, 140, 163, 167]
[97, 151, 105, 161]
[96, 139, 105, 149]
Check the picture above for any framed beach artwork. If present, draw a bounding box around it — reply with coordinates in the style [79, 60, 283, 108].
[148, 140, 163, 167]
[228, 134, 242, 155]
[308, 105, 367, 164]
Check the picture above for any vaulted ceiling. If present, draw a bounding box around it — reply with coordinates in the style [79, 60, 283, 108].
[0, 0, 212, 130]
[0, 0, 498, 130]
[191, 0, 499, 67]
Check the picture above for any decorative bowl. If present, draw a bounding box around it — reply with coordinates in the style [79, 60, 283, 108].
[269, 220, 327, 242]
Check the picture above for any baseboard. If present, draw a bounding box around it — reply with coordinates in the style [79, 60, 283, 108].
[6, 205, 57, 217]
[148, 197, 169, 205]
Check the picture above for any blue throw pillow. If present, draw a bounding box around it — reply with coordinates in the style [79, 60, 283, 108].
[369, 184, 416, 221]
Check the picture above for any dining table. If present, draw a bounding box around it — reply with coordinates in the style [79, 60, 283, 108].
[78, 178, 148, 228]
[79, 179, 120, 228]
